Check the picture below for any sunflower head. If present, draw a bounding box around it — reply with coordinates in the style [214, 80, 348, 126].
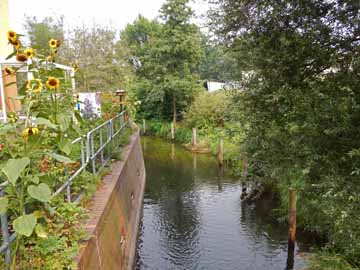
[24, 48, 36, 58]
[46, 55, 54, 63]
[7, 112, 18, 123]
[3, 66, 16, 76]
[72, 63, 79, 72]
[56, 40, 61, 48]
[26, 79, 43, 93]
[46, 77, 60, 90]
[16, 53, 28, 62]
[22, 127, 39, 139]
[12, 40, 21, 50]
[7, 30, 17, 44]
[49, 39, 58, 49]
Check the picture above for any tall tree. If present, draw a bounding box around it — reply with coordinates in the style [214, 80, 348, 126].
[159, 0, 203, 123]
[210, 0, 360, 263]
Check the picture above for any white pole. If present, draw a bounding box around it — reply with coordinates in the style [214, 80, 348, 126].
[26, 59, 33, 80]
[0, 64, 7, 123]
[70, 68, 76, 94]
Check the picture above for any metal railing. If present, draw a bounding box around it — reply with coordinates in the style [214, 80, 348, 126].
[0, 110, 129, 266]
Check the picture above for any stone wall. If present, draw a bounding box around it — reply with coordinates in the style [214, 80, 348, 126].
[77, 131, 146, 270]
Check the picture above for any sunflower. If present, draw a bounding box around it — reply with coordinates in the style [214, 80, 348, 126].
[46, 77, 60, 90]
[7, 112, 18, 123]
[12, 40, 21, 50]
[24, 48, 36, 58]
[56, 40, 61, 48]
[22, 127, 39, 139]
[16, 53, 28, 62]
[46, 55, 54, 62]
[26, 79, 43, 93]
[3, 66, 16, 76]
[7, 30, 17, 44]
[72, 63, 79, 72]
[48, 39, 58, 48]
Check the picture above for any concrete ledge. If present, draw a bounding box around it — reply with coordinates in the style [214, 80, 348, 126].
[77, 130, 146, 270]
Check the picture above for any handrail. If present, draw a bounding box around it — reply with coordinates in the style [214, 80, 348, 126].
[0, 110, 129, 267]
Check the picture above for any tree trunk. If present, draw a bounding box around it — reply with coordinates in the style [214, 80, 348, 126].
[172, 93, 176, 125]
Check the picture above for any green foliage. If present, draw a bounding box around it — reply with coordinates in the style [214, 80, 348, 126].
[310, 252, 359, 270]
[210, 0, 360, 266]
[24, 15, 65, 56]
[184, 90, 234, 129]
[199, 35, 240, 81]
[24, 16, 134, 92]
[122, 0, 203, 121]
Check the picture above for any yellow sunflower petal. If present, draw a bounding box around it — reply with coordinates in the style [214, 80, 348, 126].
[46, 77, 60, 90]
[48, 39, 58, 49]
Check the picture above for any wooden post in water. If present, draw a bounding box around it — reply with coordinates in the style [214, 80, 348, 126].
[192, 128, 197, 147]
[142, 119, 146, 135]
[241, 156, 248, 195]
[287, 188, 297, 269]
[217, 137, 224, 166]
[288, 188, 297, 243]
[171, 143, 175, 160]
[171, 122, 175, 142]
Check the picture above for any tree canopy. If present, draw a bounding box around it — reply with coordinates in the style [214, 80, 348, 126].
[210, 0, 360, 263]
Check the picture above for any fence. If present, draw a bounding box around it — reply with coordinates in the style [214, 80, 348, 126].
[0, 110, 129, 267]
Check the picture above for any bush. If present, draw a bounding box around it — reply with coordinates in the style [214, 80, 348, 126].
[184, 90, 234, 129]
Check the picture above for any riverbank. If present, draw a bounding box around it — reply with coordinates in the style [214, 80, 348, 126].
[137, 136, 313, 270]
[139, 120, 358, 270]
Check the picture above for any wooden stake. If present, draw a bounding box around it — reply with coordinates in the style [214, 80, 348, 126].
[143, 119, 146, 135]
[217, 137, 224, 166]
[192, 127, 197, 147]
[171, 122, 175, 141]
[288, 188, 297, 243]
[286, 188, 297, 269]
[171, 143, 175, 160]
[242, 156, 248, 179]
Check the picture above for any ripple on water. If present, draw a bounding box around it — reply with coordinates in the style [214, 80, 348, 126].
[136, 137, 312, 270]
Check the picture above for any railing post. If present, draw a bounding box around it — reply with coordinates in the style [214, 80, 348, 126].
[143, 119, 146, 135]
[66, 185, 71, 203]
[107, 120, 112, 159]
[99, 129, 104, 164]
[91, 133, 96, 174]
[81, 138, 85, 166]
[0, 190, 11, 268]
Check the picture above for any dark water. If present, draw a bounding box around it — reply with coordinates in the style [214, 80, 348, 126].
[135, 137, 313, 270]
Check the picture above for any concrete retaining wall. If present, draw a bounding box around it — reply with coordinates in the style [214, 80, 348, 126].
[77, 131, 146, 270]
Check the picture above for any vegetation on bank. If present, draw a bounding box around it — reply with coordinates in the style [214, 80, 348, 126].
[18, 0, 360, 269]
[0, 32, 135, 269]
[130, 1, 360, 268]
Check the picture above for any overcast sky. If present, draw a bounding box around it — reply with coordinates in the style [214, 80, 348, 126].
[9, 0, 209, 33]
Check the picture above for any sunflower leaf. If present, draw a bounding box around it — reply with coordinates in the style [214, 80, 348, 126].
[34, 117, 58, 130]
[5, 51, 16, 60]
[2, 158, 30, 185]
[46, 152, 74, 164]
[28, 183, 52, 203]
[13, 214, 37, 237]
[56, 113, 71, 132]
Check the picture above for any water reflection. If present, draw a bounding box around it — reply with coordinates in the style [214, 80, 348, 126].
[136, 137, 312, 270]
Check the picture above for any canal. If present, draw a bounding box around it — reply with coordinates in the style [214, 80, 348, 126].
[135, 137, 313, 270]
